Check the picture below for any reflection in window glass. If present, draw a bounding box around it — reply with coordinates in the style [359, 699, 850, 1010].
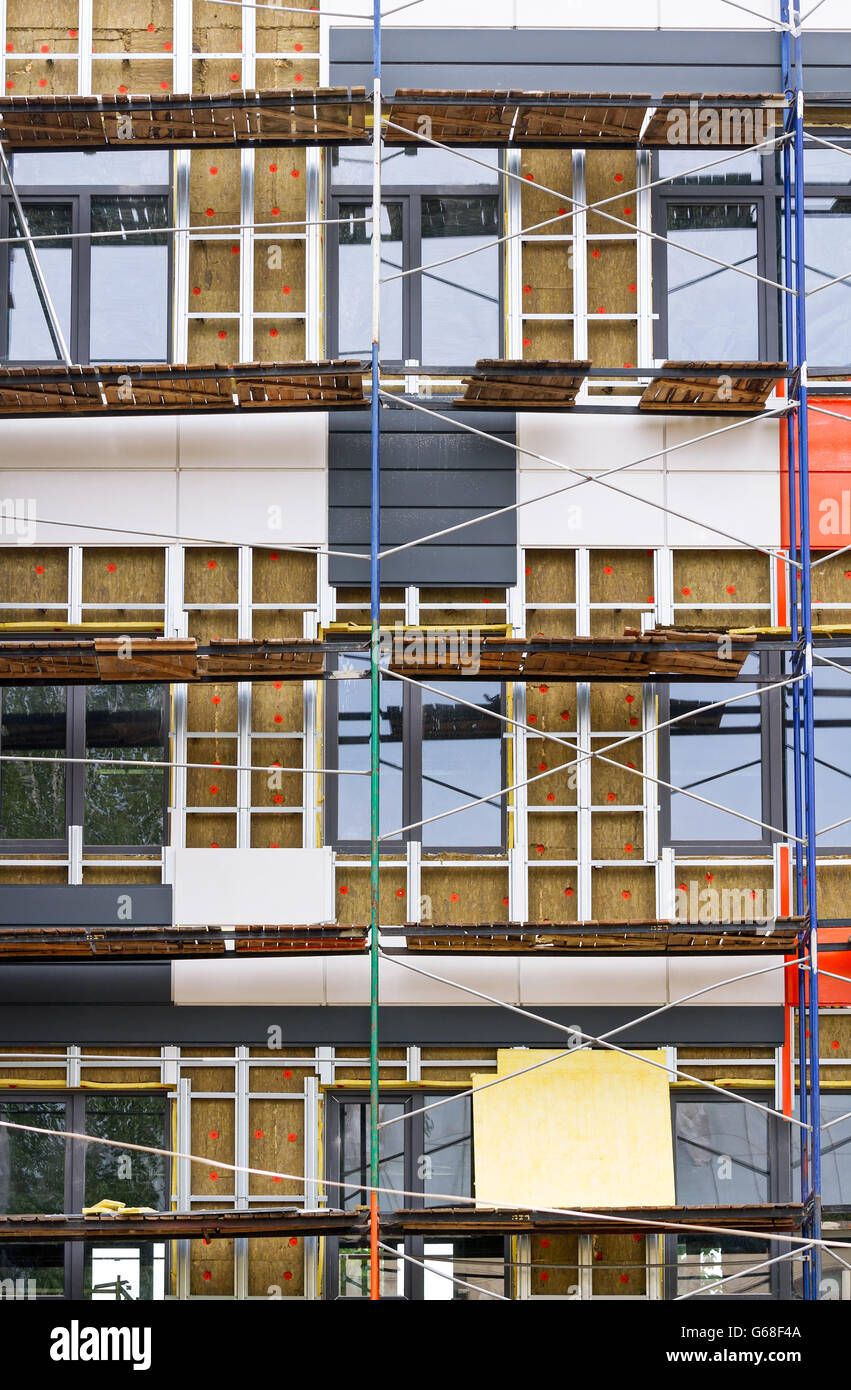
[676, 1234, 771, 1297]
[424, 1096, 472, 1207]
[12, 151, 171, 186]
[421, 196, 500, 363]
[804, 198, 851, 366]
[334, 654, 403, 842]
[332, 145, 500, 188]
[0, 685, 67, 839]
[658, 149, 763, 184]
[669, 672, 762, 842]
[666, 203, 759, 357]
[793, 1093, 851, 1208]
[422, 681, 502, 848]
[337, 201, 403, 358]
[801, 140, 851, 185]
[89, 196, 169, 361]
[423, 1239, 504, 1299]
[340, 1102, 405, 1213]
[8, 205, 72, 360]
[675, 1101, 770, 1204]
[85, 685, 167, 846]
[787, 648, 851, 848]
[84, 1096, 168, 1210]
[86, 1243, 166, 1301]
[0, 1100, 67, 1214]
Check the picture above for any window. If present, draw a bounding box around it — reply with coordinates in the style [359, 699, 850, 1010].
[653, 133, 851, 367]
[324, 1091, 505, 1299]
[328, 146, 502, 365]
[793, 1092, 851, 1209]
[0, 683, 169, 850]
[0, 1093, 168, 1300]
[668, 1095, 792, 1299]
[785, 644, 851, 852]
[2, 151, 171, 364]
[661, 654, 782, 851]
[326, 650, 505, 851]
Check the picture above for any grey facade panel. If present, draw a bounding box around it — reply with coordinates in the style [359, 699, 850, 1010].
[328, 409, 516, 586]
[0, 964, 171, 1005]
[0, 884, 173, 927]
[330, 27, 851, 96]
[0, 1004, 785, 1045]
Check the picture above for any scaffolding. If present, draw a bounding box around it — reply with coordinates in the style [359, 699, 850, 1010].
[0, 0, 844, 1302]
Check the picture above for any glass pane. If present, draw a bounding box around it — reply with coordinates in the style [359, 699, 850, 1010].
[802, 137, 851, 185]
[84, 1096, 168, 1209]
[340, 1102, 405, 1213]
[86, 1243, 166, 1301]
[334, 654, 403, 842]
[0, 685, 67, 840]
[12, 151, 170, 186]
[804, 197, 851, 366]
[675, 1101, 770, 1204]
[658, 149, 763, 184]
[0, 1243, 65, 1297]
[89, 196, 169, 362]
[7, 205, 72, 361]
[332, 146, 499, 188]
[421, 680, 503, 848]
[665, 203, 759, 358]
[84, 684, 167, 847]
[336, 201, 403, 358]
[787, 647, 851, 848]
[423, 1238, 504, 1300]
[0, 1100, 67, 1213]
[676, 1234, 772, 1297]
[423, 1095, 471, 1208]
[338, 1241, 404, 1297]
[793, 1093, 851, 1208]
[669, 673, 762, 842]
[420, 195, 500, 363]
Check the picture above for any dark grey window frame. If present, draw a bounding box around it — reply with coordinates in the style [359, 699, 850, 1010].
[0, 1090, 170, 1301]
[325, 656, 507, 853]
[322, 1088, 507, 1300]
[660, 650, 785, 855]
[664, 1090, 793, 1300]
[785, 641, 851, 857]
[0, 166, 173, 366]
[326, 166, 505, 367]
[0, 680, 170, 854]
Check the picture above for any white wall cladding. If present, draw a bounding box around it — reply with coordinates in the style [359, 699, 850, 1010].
[334, 1, 793, 29]
[172, 951, 783, 1006]
[517, 412, 781, 548]
[170, 847, 334, 927]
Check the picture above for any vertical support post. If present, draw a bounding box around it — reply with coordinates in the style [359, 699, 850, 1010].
[368, 0, 382, 1304]
[791, 3, 822, 1297]
[781, 0, 811, 1298]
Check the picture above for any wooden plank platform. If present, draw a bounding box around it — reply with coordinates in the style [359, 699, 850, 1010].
[0, 630, 758, 684]
[0, 88, 369, 150]
[454, 360, 590, 410]
[397, 919, 804, 955]
[384, 90, 650, 146]
[0, 925, 367, 960]
[639, 362, 785, 414]
[0, 1208, 364, 1242]
[642, 93, 782, 147]
[0, 362, 366, 418]
[384, 1204, 802, 1236]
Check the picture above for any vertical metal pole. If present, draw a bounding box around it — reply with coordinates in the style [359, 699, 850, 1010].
[781, 0, 811, 1300]
[368, 0, 382, 1303]
[792, 5, 822, 1297]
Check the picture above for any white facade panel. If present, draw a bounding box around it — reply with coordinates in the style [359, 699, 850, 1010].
[518, 469, 668, 546]
[177, 469, 326, 546]
[665, 471, 780, 547]
[171, 847, 334, 926]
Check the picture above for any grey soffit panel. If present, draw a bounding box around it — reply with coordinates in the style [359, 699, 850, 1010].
[0, 964, 171, 1005]
[329, 408, 517, 586]
[0, 884, 173, 927]
[0, 1004, 785, 1045]
[329, 28, 851, 96]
